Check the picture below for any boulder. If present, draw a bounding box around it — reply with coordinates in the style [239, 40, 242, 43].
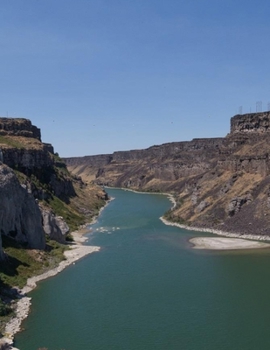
[41, 208, 69, 243]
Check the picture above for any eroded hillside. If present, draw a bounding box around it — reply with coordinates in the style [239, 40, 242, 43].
[0, 118, 107, 261]
[65, 112, 270, 237]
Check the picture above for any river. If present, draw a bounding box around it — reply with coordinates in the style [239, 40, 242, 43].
[15, 188, 270, 350]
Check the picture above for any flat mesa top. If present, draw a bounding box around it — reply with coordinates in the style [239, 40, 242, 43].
[190, 237, 270, 250]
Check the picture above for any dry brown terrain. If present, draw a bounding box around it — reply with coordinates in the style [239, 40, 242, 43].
[65, 112, 270, 237]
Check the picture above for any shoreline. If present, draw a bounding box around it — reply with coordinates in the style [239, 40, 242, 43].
[5, 188, 270, 347]
[2, 230, 101, 349]
[160, 192, 270, 249]
[1, 190, 112, 349]
[160, 216, 270, 242]
[108, 187, 270, 244]
[189, 237, 270, 250]
[160, 192, 270, 243]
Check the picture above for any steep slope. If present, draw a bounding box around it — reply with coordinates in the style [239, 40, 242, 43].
[66, 138, 224, 191]
[65, 111, 270, 237]
[0, 118, 107, 260]
[0, 164, 45, 250]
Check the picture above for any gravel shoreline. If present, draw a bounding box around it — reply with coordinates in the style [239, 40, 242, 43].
[1, 230, 100, 350]
[189, 236, 270, 250]
[160, 216, 270, 243]
[1, 191, 113, 349]
[160, 194, 270, 243]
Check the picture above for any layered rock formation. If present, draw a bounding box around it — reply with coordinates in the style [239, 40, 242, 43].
[66, 138, 224, 190]
[0, 117, 107, 261]
[230, 112, 270, 133]
[0, 118, 41, 140]
[0, 164, 45, 258]
[65, 111, 270, 237]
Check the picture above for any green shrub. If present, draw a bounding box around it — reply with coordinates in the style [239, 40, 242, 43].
[0, 300, 11, 316]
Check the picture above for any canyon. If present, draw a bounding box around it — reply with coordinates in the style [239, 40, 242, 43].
[65, 111, 270, 237]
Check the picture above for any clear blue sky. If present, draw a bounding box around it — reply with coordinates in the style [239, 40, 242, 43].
[1, 0, 270, 157]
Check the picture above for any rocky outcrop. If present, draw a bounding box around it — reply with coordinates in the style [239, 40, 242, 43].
[0, 117, 109, 262]
[0, 338, 11, 349]
[0, 164, 45, 250]
[49, 172, 76, 199]
[41, 208, 69, 244]
[0, 118, 76, 201]
[0, 118, 41, 140]
[227, 194, 252, 217]
[195, 200, 209, 213]
[2, 147, 54, 174]
[231, 112, 270, 134]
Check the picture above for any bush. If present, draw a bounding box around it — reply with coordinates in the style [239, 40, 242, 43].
[0, 300, 11, 317]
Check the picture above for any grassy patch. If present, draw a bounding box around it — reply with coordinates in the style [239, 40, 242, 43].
[0, 134, 44, 150]
[46, 195, 85, 232]
[0, 238, 43, 289]
[0, 236, 68, 334]
[0, 236, 67, 289]
[0, 135, 26, 149]
[163, 209, 186, 225]
[13, 169, 28, 184]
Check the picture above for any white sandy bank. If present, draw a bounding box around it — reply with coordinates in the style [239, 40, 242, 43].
[189, 237, 270, 250]
[160, 216, 270, 242]
[161, 216, 270, 251]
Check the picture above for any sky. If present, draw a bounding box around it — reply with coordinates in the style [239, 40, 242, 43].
[1, 0, 270, 157]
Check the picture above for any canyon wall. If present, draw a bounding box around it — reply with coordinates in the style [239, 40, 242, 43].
[65, 111, 270, 237]
[0, 118, 106, 261]
[0, 164, 45, 250]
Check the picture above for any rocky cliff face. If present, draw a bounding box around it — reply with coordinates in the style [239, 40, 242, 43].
[0, 118, 77, 201]
[0, 117, 107, 261]
[0, 233, 5, 261]
[41, 207, 69, 244]
[0, 164, 45, 251]
[230, 112, 270, 134]
[2, 147, 54, 173]
[65, 138, 224, 190]
[0, 118, 41, 140]
[65, 111, 270, 237]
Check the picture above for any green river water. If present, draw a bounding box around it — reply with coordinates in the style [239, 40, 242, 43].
[15, 188, 270, 350]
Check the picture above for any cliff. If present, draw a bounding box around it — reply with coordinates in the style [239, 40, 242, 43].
[0, 164, 45, 250]
[66, 138, 224, 190]
[65, 111, 270, 237]
[0, 118, 107, 261]
[0, 118, 41, 140]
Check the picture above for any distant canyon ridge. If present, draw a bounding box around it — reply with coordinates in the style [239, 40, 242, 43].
[65, 112, 270, 237]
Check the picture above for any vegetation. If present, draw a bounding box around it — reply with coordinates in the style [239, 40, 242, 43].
[163, 210, 186, 225]
[13, 169, 28, 184]
[163, 196, 186, 224]
[46, 195, 85, 232]
[0, 135, 26, 149]
[0, 120, 108, 337]
[0, 236, 68, 334]
[0, 300, 11, 317]
[0, 236, 67, 289]
[0, 134, 43, 150]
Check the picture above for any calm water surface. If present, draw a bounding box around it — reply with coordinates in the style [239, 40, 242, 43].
[15, 189, 270, 350]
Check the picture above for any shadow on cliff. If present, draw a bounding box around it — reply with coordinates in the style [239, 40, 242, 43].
[0, 236, 30, 285]
[0, 255, 29, 278]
